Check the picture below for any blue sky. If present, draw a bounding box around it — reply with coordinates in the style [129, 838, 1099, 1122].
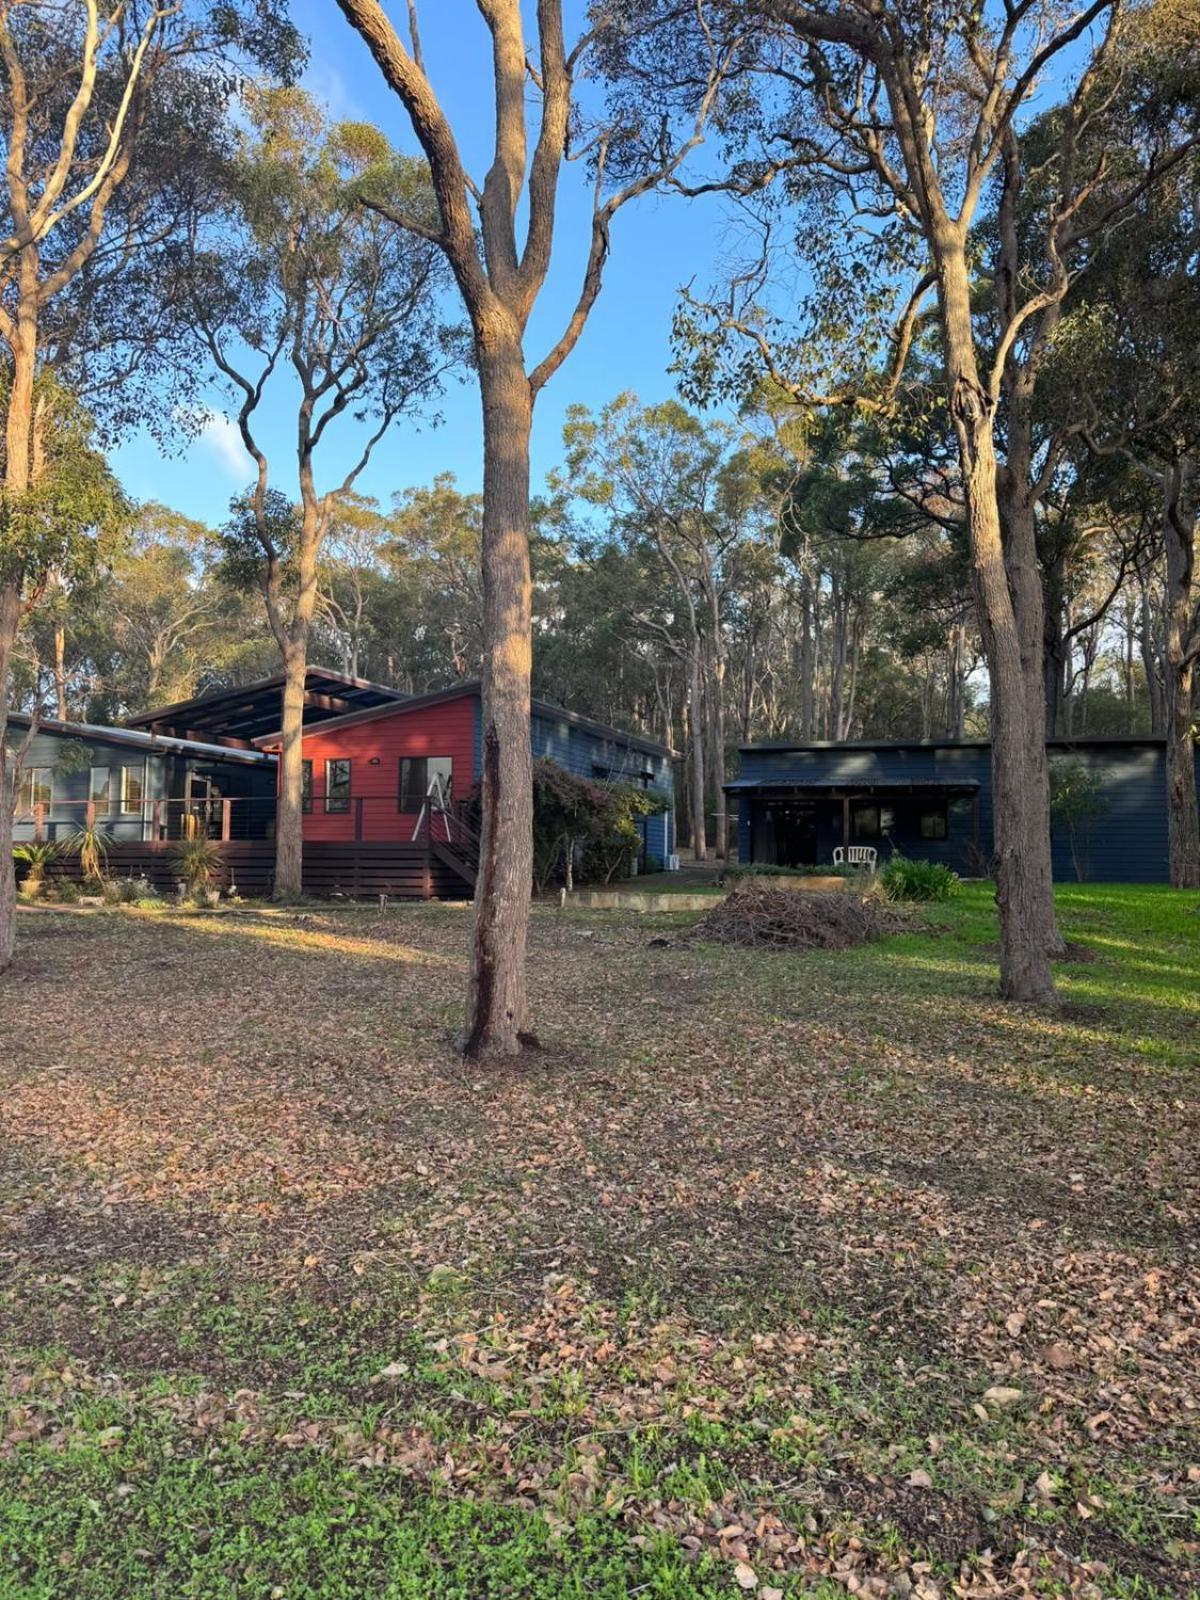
[111, 0, 736, 529]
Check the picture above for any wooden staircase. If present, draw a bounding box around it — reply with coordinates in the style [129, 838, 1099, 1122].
[413, 779, 480, 891]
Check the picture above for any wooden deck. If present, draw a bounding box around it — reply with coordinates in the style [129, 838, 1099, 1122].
[45, 842, 474, 900]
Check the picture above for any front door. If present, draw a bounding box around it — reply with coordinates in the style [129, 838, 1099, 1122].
[754, 799, 818, 867]
[186, 774, 220, 839]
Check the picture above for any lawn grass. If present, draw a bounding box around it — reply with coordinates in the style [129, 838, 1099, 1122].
[1, 883, 1197, 1598]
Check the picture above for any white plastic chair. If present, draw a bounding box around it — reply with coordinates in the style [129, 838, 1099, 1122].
[832, 845, 877, 874]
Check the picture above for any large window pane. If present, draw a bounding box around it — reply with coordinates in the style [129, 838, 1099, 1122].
[89, 766, 113, 815]
[325, 758, 351, 813]
[120, 762, 146, 811]
[19, 767, 52, 812]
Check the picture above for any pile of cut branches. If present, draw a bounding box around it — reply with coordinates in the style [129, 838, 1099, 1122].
[691, 881, 910, 951]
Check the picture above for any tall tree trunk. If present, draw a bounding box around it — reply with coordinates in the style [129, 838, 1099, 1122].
[1139, 584, 1166, 735]
[687, 643, 708, 861]
[1162, 460, 1199, 889]
[274, 642, 308, 900]
[53, 615, 68, 719]
[798, 577, 815, 740]
[1041, 553, 1068, 737]
[996, 414, 1063, 954]
[0, 584, 21, 973]
[463, 325, 535, 1059]
[704, 588, 728, 861]
[940, 247, 1055, 1001]
[0, 295, 38, 974]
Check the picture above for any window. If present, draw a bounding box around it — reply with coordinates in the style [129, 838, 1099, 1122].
[120, 762, 146, 812]
[398, 755, 452, 812]
[851, 802, 893, 840]
[324, 758, 351, 813]
[301, 760, 312, 814]
[89, 766, 114, 816]
[919, 806, 948, 840]
[18, 767, 52, 813]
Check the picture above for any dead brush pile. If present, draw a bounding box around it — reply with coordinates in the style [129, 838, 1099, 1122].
[691, 880, 911, 951]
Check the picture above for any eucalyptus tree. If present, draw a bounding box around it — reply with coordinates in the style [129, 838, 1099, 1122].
[565, 396, 754, 860]
[1065, 171, 1200, 885]
[633, 0, 1198, 998]
[333, 0, 736, 1057]
[0, 0, 301, 970]
[0, 385, 124, 970]
[190, 88, 455, 901]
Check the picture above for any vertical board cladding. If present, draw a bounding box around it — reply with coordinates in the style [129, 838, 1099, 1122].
[531, 706, 675, 866]
[733, 738, 1199, 882]
[299, 693, 477, 843]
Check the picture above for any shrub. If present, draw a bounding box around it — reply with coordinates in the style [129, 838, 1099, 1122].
[51, 877, 80, 904]
[170, 836, 224, 893]
[880, 854, 960, 902]
[464, 758, 667, 893]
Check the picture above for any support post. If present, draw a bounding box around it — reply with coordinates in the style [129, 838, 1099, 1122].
[85, 800, 96, 830]
[354, 796, 364, 843]
[33, 803, 44, 842]
[841, 796, 850, 849]
[221, 799, 232, 842]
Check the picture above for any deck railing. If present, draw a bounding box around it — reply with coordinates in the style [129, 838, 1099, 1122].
[10, 791, 480, 847]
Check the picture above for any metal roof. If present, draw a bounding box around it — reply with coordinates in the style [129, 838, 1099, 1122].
[740, 735, 1169, 753]
[7, 712, 275, 766]
[252, 678, 674, 760]
[725, 777, 980, 794]
[126, 666, 407, 745]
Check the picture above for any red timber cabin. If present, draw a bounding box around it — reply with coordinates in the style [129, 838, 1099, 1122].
[128, 667, 675, 898]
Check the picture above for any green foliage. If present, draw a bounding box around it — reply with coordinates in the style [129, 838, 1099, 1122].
[467, 759, 666, 893]
[12, 840, 58, 872]
[880, 854, 960, 902]
[170, 836, 224, 892]
[65, 823, 113, 885]
[0, 380, 128, 596]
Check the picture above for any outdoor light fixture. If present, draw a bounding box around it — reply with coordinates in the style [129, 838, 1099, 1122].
[368, 757, 381, 766]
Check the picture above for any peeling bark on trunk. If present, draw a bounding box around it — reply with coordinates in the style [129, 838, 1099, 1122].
[463, 328, 534, 1059]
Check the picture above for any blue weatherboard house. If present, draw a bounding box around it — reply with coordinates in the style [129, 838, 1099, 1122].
[728, 736, 1200, 883]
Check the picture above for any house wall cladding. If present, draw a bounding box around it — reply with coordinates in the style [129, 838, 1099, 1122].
[734, 740, 1198, 883]
[7, 726, 276, 843]
[531, 707, 674, 865]
[299, 694, 477, 843]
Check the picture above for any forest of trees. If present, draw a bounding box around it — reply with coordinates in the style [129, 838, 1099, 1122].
[2, 0, 1198, 1047]
[10, 389, 1189, 838]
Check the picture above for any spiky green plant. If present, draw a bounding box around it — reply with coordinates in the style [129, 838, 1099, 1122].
[170, 836, 224, 893]
[65, 823, 112, 885]
[13, 840, 58, 892]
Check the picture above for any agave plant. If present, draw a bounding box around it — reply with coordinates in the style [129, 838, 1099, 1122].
[65, 823, 113, 885]
[170, 835, 224, 893]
